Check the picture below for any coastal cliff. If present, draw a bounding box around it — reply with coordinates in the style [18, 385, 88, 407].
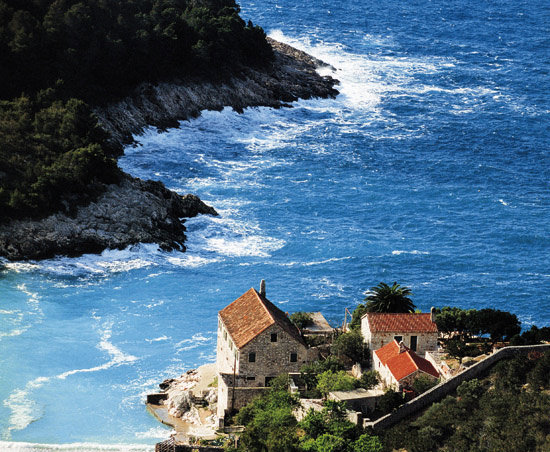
[0, 39, 338, 261]
[94, 38, 339, 146]
[0, 175, 217, 260]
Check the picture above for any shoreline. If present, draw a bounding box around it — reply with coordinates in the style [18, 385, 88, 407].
[0, 39, 339, 262]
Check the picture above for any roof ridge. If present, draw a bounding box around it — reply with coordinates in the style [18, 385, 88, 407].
[405, 350, 418, 369]
[252, 288, 277, 324]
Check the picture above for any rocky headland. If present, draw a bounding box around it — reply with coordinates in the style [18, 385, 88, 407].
[0, 39, 338, 261]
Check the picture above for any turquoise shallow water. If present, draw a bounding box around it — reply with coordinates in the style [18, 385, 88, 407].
[1, 0, 549, 450]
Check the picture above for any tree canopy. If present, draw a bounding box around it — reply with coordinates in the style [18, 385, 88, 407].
[0, 0, 272, 101]
[382, 352, 550, 452]
[364, 282, 415, 313]
[0, 89, 120, 219]
[0, 0, 273, 222]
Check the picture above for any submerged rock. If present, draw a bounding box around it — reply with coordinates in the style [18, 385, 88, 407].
[0, 175, 218, 261]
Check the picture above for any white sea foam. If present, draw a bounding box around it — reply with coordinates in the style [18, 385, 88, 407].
[133, 427, 172, 440]
[0, 441, 154, 451]
[279, 256, 352, 267]
[0, 285, 44, 341]
[2, 322, 138, 438]
[392, 250, 430, 255]
[165, 255, 220, 268]
[144, 336, 170, 344]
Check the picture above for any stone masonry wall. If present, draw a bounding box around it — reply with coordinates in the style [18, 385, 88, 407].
[238, 324, 309, 385]
[367, 332, 438, 361]
[366, 344, 550, 431]
[217, 373, 268, 418]
[217, 315, 238, 375]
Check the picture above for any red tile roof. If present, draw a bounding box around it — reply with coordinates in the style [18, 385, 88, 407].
[374, 339, 400, 365]
[363, 313, 438, 333]
[375, 340, 439, 381]
[219, 288, 305, 349]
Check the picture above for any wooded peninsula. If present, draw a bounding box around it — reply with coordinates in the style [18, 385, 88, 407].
[0, 0, 338, 259]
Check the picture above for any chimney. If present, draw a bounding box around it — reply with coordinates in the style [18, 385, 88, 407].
[260, 279, 266, 297]
[430, 306, 435, 323]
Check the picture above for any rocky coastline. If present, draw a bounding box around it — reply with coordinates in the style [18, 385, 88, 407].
[0, 39, 338, 261]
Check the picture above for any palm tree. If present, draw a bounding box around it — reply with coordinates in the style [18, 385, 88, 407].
[364, 282, 415, 313]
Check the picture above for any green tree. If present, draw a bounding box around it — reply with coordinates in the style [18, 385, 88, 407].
[376, 389, 403, 415]
[352, 433, 383, 452]
[357, 370, 379, 391]
[302, 434, 347, 452]
[316, 370, 356, 397]
[299, 400, 359, 446]
[290, 311, 313, 330]
[235, 374, 300, 452]
[301, 357, 346, 397]
[348, 303, 367, 331]
[332, 330, 369, 364]
[364, 282, 415, 313]
[411, 374, 438, 395]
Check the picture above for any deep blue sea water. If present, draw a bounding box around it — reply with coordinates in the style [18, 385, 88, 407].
[1, 0, 549, 450]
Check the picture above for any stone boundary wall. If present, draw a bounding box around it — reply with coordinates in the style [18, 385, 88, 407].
[367, 344, 550, 431]
[155, 438, 223, 452]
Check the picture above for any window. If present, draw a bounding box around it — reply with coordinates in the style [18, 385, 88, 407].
[270, 333, 278, 342]
[246, 376, 256, 381]
[223, 330, 227, 340]
[290, 352, 298, 363]
[248, 352, 256, 363]
[229, 341, 233, 350]
[410, 335, 418, 351]
[394, 335, 402, 343]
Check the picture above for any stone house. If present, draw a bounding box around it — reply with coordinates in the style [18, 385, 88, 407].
[216, 282, 316, 424]
[373, 339, 439, 391]
[361, 311, 439, 361]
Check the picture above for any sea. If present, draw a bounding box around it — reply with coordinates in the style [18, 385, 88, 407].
[1, 0, 549, 450]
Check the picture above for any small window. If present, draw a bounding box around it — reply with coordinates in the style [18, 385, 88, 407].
[246, 376, 256, 381]
[271, 333, 278, 342]
[394, 335, 402, 343]
[223, 331, 227, 340]
[248, 352, 256, 363]
[290, 352, 298, 363]
[218, 319, 221, 330]
[229, 341, 233, 350]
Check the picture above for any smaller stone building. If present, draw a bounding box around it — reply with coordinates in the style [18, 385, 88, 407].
[373, 340, 439, 391]
[216, 282, 316, 424]
[361, 311, 438, 361]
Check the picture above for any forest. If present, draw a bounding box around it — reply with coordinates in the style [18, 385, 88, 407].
[0, 0, 272, 221]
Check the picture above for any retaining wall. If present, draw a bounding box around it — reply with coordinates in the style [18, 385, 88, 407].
[367, 344, 550, 431]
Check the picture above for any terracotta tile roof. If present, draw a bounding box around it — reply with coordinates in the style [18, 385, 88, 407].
[375, 340, 439, 381]
[219, 288, 305, 349]
[363, 313, 438, 333]
[374, 339, 400, 365]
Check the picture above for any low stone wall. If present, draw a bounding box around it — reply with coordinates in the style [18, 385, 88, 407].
[155, 439, 223, 452]
[232, 387, 269, 411]
[367, 344, 550, 431]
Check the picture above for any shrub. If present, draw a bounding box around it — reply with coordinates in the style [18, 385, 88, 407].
[332, 330, 369, 364]
[316, 370, 356, 397]
[290, 311, 313, 330]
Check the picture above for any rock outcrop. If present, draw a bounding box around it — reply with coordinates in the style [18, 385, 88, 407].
[94, 38, 339, 146]
[0, 39, 338, 261]
[0, 175, 217, 260]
